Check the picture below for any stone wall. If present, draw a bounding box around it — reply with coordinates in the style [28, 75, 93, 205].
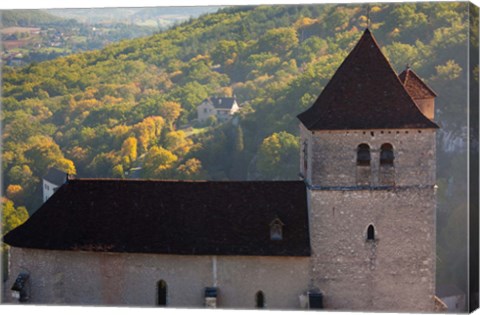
[307, 188, 436, 312]
[301, 127, 436, 188]
[301, 124, 437, 311]
[5, 248, 309, 309]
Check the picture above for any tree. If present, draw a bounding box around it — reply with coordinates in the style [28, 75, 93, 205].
[256, 131, 299, 179]
[54, 158, 77, 175]
[383, 42, 421, 72]
[159, 101, 182, 129]
[112, 164, 125, 178]
[211, 40, 238, 65]
[6, 185, 24, 205]
[206, 115, 218, 127]
[257, 27, 299, 53]
[69, 146, 90, 170]
[296, 37, 328, 64]
[86, 152, 120, 177]
[235, 125, 245, 153]
[7, 165, 33, 189]
[142, 146, 178, 178]
[1, 198, 29, 281]
[1, 198, 28, 237]
[164, 131, 192, 157]
[121, 137, 138, 164]
[133, 116, 165, 153]
[24, 136, 68, 175]
[294, 17, 317, 30]
[176, 158, 204, 179]
[171, 81, 209, 116]
[433, 60, 463, 81]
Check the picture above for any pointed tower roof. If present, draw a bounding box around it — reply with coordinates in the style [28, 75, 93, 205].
[297, 29, 438, 130]
[399, 67, 437, 99]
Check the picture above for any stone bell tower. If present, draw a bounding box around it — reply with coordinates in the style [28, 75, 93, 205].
[297, 29, 438, 312]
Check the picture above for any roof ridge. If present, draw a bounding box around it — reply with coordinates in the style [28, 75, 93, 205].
[69, 178, 304, 184]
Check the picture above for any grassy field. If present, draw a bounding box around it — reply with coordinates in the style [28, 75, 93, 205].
[0, 27, 41, 35]
[184, 127, 209, 137]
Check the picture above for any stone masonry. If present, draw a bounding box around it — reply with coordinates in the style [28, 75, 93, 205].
[5, 247, 310, 308]
[301, 126, 436, 311]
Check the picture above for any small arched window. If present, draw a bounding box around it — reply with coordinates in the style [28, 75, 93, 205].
[357, 144, 371, 166]
[367, 225, 375, 241]
[380, 143, 394, 166]
[157, 280, 167, 306]
[256, 291, 265, 308]
[270, 218, 284, 241]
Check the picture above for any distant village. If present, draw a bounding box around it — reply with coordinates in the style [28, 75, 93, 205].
[1, 23, 153, 66]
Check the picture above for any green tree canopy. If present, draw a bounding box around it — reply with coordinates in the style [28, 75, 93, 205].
[256, 131, 299, 179]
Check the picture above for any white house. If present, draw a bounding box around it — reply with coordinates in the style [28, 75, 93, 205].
[197, 96, 239, 122]
[42, 168, 68, 202]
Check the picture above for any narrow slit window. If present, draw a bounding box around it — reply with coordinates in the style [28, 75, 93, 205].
[380, 143, 394, 166]
[357, 144, 371, 166]
[303, 140, 308, 173]
[256, 291, 265, 308]
[157, 280, 167, 306]
[367, 225, 375, 241]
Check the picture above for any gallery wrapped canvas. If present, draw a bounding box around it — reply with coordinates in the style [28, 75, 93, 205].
[1, 1, 478, 313]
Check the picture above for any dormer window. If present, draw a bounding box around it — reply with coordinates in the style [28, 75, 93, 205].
[270, 218, 284, 241]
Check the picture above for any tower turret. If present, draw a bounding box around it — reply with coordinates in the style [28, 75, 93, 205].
[399, 66, 437, 120]
[298, 29, 438, 312]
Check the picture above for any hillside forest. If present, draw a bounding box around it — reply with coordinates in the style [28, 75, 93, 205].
[1, 3, 477, 298]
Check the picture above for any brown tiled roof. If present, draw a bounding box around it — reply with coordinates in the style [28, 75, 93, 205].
[399, 67, 437, 99]
[297, 29, 438, 130]
[4, 179, 310, 256]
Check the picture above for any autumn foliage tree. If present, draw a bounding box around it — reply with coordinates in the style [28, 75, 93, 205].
[1, 198, 28, 237]
[142, 146, 178, 178]
[1, 198, 29, 280]
[256, 131, 299, 179]
[121, 137, 138, 166]
[5, 185, 24, 205]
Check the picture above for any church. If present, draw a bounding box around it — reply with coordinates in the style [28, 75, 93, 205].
[3, 29, 440, 312]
